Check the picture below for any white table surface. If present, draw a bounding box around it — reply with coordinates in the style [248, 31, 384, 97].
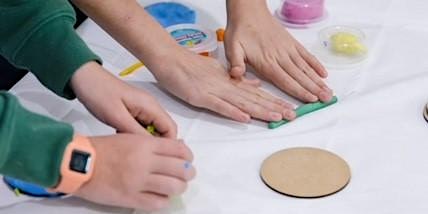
[2, 0, 428, 213]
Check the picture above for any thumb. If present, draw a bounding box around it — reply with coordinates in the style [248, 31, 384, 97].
[226, 43, 246, 79]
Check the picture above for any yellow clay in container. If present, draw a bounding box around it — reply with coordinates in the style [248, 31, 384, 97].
[330, 32, 367, 56]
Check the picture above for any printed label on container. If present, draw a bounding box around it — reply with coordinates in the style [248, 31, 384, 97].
[170, 28, 207, 48]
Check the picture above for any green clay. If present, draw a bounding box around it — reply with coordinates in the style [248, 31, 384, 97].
[268, 96, 338, 129]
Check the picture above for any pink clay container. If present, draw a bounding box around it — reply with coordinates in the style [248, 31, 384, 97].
[277, 0, 326, 25]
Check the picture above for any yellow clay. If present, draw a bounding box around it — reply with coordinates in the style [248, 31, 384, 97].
[330, 32, 367, 56]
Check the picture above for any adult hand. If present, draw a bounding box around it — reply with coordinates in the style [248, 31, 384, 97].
[225, 0, 333, 103]
[150, 48, 296, 123]
[75, 134, 195, 211]
[70, 61, 177, 138]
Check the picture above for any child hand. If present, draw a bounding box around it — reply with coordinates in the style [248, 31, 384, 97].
[225, 3, 333, 103]
[75, 134, 195, 211]
[149, 48, 296, 123]
[70, 61, 177, 138]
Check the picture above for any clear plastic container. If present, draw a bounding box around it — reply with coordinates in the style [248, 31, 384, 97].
[166, 24, 218, 56]
[275, 0, 327, 28]
[314, 25, 369, 68]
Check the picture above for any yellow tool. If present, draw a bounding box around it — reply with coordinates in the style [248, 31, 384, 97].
[119, 62, 144, 77]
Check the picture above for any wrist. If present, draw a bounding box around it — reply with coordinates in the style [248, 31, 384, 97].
[70, 61, 102, 96]
[51, 134, 96, 194]
[143, 45, 190, 79]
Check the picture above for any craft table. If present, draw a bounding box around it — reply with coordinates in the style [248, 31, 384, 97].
[2, 0, 428, 213]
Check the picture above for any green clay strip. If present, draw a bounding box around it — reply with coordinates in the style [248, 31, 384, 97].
[268, 96, 338, 129]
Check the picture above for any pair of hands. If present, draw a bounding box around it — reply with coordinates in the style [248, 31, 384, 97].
[151, 4, 333, 123]
[69, 5, 333, 212]
[69, 62, 195, 211]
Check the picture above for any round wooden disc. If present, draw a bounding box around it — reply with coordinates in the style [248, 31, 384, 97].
[260, 147, 351, 198]
[423, 103, 428, 123]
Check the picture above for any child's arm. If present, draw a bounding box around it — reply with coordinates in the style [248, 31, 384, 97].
[0, 0, 100, 99]
[0, 92, 196, 211]
[0, 92, 73, 187]
[71, 0, 296, 123]
[225, 0, 333, 103]
[0, 0, 176, 137]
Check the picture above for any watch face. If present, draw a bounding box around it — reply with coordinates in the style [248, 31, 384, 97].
[69, 150, 91, 174]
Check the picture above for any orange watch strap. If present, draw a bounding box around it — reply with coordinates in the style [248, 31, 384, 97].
[51, 135, 96, 194]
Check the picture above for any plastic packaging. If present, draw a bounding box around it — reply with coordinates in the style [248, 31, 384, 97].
[3, 177, 63, 198]
[166, 24, 218, 56]
[314, 25, 369, 68]
[275, 0, 327, 28]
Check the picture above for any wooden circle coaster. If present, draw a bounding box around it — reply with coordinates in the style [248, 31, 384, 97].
[423, 103, 428, 123]
[260, 147, 351, 198]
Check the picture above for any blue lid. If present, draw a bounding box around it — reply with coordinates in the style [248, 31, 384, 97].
[145, 2, 196, 28]
[3, 177, 64, 198]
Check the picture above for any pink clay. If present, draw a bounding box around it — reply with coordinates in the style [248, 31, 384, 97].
[281, 0, 325, 24]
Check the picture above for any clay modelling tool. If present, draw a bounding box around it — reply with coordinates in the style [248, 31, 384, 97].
[269, 96, 338, 129]
[260, 147, 351, 198]
[119, 62, 144, 77]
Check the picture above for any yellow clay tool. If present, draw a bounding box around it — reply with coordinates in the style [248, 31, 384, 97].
[119, 62, 144, 77]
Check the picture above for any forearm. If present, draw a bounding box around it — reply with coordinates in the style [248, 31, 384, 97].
[0, 92, 73, 187]
[0, 0, 101, 99]
[226, 0, 270, 23]
[71, 0, 182, 73]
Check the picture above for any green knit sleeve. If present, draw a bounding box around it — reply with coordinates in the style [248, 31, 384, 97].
[0, 92, 73, 187]
[0, 0, 101, 99]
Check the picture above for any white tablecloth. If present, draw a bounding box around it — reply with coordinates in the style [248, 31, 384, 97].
[2, 0, 428, 213]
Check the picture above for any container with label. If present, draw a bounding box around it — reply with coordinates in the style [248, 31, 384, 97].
[166, 24, 218, 56]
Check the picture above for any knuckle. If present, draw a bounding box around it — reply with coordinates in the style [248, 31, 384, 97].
[262, 53, 277, 66]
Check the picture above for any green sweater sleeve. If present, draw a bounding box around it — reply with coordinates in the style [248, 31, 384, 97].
[0, 0, 101, 99]
[0, 92, 73, 187]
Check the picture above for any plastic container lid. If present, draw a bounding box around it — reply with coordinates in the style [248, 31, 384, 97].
[275, 0, 327, 28]
[3, 177, 64, 198]
[144, 2, 196, 28]
[313, 25, 369, 68]
[166, 24, 217, 54]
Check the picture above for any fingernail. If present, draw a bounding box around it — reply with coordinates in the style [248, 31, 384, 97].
[283, 110, 296, 120]
[184, 162, 191, 169]
[269, 112, 282, 121]
[306, 94, 318, 102]
[240, 114, 251, 123]
[319, 91, 332, 102]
